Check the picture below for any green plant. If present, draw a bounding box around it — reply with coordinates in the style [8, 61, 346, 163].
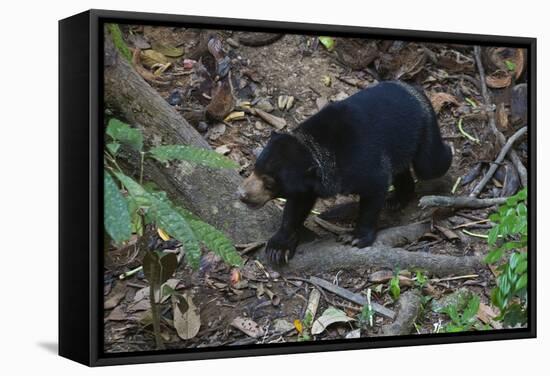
[414, 270, 428, 288]
[104, 118, 242, 348]
[359, 288, 374, 328]
[484, 188, 528, 327]
[389, 272, 401, 301]
[441, 295, 487, 332]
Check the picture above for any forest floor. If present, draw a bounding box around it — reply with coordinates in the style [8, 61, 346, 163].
[103, 25, 529, 352]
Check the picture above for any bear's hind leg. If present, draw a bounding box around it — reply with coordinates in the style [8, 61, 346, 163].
[386, 169, 415, 210]
[345, 190, 386, 248]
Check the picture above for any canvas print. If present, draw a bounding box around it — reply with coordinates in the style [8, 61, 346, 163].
[102, 23, 529, 353]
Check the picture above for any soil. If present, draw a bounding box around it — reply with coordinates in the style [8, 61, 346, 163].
[103, 25, 529, 353]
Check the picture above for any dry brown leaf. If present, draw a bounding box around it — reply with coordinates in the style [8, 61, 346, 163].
[140, 49, 171, 68]
[486, 70, 512, 89]
[173, 292, 201, 340]
[104, 281, 127, 310]
[106, 306, 127, 321]
[429, 92, 460, 113]
[477, 302, 503, 329]
[231, 317, 264, 338]
[496, 103, 509, 130]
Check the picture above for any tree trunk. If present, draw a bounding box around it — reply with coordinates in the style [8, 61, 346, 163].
[103, 32, 281, 244]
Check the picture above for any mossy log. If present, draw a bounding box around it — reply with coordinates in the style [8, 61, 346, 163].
[103, 32, 280, 244]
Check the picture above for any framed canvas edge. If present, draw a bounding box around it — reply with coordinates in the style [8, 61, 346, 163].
[70, 9, 536, 367]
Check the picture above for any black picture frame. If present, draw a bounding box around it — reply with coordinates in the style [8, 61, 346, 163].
[59, 9, 537, 367]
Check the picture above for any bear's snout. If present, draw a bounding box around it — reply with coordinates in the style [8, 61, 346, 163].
[237, 172, 274, 209]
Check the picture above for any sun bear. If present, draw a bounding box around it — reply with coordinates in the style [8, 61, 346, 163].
[238, 81, 452, 264]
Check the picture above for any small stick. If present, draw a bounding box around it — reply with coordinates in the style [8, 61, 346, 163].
[452, 219, 490, 230]
[430, 274, 479, 283]
[119, 265, 142, 280]
[457, 118, 480, 143]
[313, 216, 351, 235]
[451, 177, 462, 194]
[462, 229, 488, 239]
[474, 46, 528, 187]
[237, 241, 265, 255]
[309, 276, 396, 319]
[470, 126, 527, 197]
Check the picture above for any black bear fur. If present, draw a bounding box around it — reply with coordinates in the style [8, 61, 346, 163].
[238, 81, 452, 264]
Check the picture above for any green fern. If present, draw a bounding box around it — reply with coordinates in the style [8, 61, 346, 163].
[149, 145, 238, 169]
[177, 207, 243, 267]
[106, 118, 143, 151]
[113, 172, 202, 269]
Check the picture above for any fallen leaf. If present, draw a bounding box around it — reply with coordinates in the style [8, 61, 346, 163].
[157, 227, 170, 241]
[231, 317, 264, 338]
[215, 145, 231, 155]
[496, 103, 509, 130]
[477, 302, 503, 329]
[273, 319, 295, 333]
[345, 328, 361, 339]
[294, 319, 303, 334]
[173, 292, 201, 340]
[429, 92, 460, 113]
[251, 108, 286, 130]
[151, 41, 184, 57]
[104, 281, 127, 310]
[139, 49, 171, 68]
[486, 70, 512, 89]
[106, 306, 127, 321]
[318, 36, 335, 51]
[311, 307, 355, 335]
[223, 111, 245, 122]
[133, 279, 179, 304]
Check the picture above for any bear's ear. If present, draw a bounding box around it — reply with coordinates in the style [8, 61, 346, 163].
[270, 130, 281, 137]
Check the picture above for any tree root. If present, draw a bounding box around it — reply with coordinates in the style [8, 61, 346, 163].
[380, 290, 422, 336]
[419, 195, 508, 209]
[264, 222, 483, 276]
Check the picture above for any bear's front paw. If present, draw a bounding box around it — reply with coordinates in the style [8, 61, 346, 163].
[265, 231, 299, 265]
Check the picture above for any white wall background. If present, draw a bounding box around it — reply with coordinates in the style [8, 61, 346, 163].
[0, 0, 546, 374]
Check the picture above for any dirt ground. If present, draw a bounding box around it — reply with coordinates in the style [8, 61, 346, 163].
[103, 25, 529, 352]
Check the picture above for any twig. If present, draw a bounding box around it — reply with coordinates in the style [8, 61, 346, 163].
[474, 45, 528, 187]
[237, 241, 265, 255]
[309, 276, 396, 319]
[419, 195, 508, 209]
[313, 216, 351, 235]
[462, 229, 488, 239]
[119, 265, 143, 280]
[430, 274, 479, 283]
[451, 177, 462, 194]
[452, 219, 490, 230]
[457, 118, 480, 143]
[469, 126, 527, 197]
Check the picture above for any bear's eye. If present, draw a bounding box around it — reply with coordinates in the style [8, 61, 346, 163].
[263, 176, 276, 191]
